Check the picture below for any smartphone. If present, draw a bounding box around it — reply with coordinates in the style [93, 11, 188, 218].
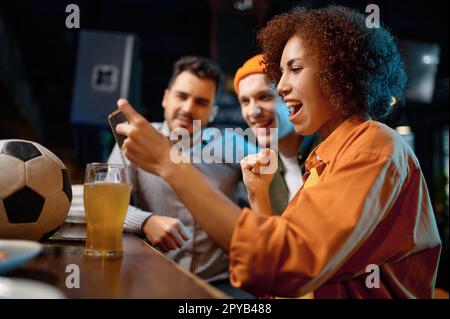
[108, 109, 128, 149]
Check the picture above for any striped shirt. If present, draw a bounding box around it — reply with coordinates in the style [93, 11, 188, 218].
[108, 122, 255, 282]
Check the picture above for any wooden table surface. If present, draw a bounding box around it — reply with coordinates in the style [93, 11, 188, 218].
[8, 224, 229, 299]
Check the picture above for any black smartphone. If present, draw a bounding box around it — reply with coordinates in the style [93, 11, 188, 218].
[108, 109, 128, 149]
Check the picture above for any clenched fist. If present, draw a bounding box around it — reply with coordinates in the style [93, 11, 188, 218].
[240, 148, 277, 196]
[143, 215, 191, 252]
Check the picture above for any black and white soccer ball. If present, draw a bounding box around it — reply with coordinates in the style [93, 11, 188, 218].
[0, 139, 72, 241]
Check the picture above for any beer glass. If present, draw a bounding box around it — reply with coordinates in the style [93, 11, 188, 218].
[83, 163, 131, 257]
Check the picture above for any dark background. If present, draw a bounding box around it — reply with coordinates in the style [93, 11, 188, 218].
[0, 0, 448, 293]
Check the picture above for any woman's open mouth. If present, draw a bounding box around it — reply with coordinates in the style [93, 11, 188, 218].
[285, 100, 303, 119]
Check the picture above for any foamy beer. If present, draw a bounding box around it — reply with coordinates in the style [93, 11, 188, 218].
[83, 163, 131, 257]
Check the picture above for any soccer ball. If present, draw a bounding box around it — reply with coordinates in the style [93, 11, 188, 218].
[0, 139, 72, 241]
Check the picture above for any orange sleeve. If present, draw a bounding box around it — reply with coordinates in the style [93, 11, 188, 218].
[229, 151, 405, 297]
[229, 209, 288, 296]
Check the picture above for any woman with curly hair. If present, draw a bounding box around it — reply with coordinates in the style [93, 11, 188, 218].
[115, 6, 441, 298]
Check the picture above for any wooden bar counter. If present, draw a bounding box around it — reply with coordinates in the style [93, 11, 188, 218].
[8, 224, 229, 299]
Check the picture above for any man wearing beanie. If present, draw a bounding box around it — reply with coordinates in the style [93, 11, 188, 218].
[234, 54, 319, 214]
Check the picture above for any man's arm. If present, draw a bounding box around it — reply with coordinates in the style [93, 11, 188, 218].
[162, 162, 241, 251]
[109, 137, 191, 252]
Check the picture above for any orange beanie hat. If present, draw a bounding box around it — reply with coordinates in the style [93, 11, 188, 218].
[233, 54, 266, 94]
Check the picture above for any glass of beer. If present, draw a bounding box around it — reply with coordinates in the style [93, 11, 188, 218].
[83, 163, 131, 257]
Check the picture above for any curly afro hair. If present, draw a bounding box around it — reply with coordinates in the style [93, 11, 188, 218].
[257, 5, 407, 119]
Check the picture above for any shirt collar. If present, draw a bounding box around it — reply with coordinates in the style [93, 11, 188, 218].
[160, 121, 171, 137]
[306, 115, 368, 170]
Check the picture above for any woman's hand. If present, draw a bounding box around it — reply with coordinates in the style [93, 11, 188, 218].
[240, 148, 277, 215]
[115, 99, 175, 178]
[115, 99, 241, 252]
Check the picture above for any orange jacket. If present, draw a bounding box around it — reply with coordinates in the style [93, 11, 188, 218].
[229, 116, 441, 298]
